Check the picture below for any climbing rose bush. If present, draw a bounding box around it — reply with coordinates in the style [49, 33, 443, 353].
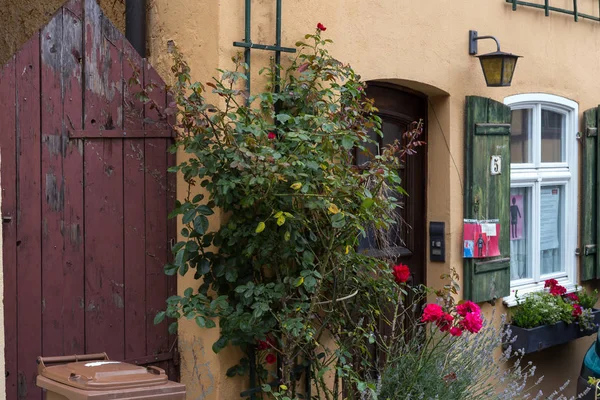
[153, 23, 425, 399]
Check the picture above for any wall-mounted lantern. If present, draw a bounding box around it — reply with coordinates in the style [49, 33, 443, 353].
[469, 30, 521, 87]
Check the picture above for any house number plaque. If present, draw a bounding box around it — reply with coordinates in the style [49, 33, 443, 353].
[490, 155, 501, 175]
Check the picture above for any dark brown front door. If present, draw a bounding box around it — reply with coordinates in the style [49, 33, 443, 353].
[360, 83, 428, 285]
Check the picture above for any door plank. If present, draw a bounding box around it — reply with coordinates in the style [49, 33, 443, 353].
[123, 41, 147, 360]
[41, 9, 66, 359]
[144, 64, 170, 367]
[16, 34, 42, 400]
[62, 2, 86, 355]
[83, 0, 123, 130]
[84, 139, 125, 359]
[0, 54, 18, 400]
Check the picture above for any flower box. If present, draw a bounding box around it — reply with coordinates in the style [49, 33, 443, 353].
[506, 309, 600, 355]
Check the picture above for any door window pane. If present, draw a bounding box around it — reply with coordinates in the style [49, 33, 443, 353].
[540, 185, 564, 275]
[510, 109, 532, 164]
[510, 187, 531, 280]
[541, 109, 564, 163]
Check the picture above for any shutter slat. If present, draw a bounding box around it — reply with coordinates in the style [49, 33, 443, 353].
[580, 107, 597, 281]
[463, 96, 511, 303]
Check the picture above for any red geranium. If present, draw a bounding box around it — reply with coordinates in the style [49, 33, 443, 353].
[266, 353, 276, 364]
[456, 301, 480, 317]
[566, 293, 580, 302]
[317, 23, 327, 31]
[267, 132, 276, 140]
[392, 263, 410, 284]
[449, 327, 463, 337]
[436, 313, 454, 332]
[459, 312, 483, 333]
[544, 279, 559, 288]
[421, 303, 444, 323]
[549, 284, 567, 296]
[572, 304, 583, 317]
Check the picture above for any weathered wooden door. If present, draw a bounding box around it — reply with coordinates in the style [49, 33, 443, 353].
[0, 1, 177, 399]
[360, 83, 428, 285]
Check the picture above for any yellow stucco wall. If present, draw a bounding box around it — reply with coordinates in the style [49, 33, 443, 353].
[143, 1, 600, 398]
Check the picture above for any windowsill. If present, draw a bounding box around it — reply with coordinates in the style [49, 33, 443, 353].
[502, 280, 578, 307]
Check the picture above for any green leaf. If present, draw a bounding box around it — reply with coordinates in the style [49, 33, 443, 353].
[197, 205, 214, 216]
[294, 276, 304, 287]
[195, 316, 206, 328]
[225, 268, 238, 282]
[184, 287, 193, 297]
[205, 319, 217, 329]
[361, 198, 375, 209]
[261, 384, 272, 393]
[255, 222, 266, 233]
[154, 311, 166, 325]
[212, 336, 227, 353]
[168, 322, 178, 335]
[304, 276, 317, 292]
[275, 113, 291, 124]
[182, 209, 196, 224]
[194, 215, 209, 235]
[164, 263, 178, 276]
[174, 249, 185, 267]
[197, 258, 211, 275]
[341, 136, 354, 150]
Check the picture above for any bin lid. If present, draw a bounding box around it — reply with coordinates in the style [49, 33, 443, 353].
[39, 360, 169, 391]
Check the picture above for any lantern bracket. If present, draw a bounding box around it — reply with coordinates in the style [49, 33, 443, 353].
[469, 30, 501, 55]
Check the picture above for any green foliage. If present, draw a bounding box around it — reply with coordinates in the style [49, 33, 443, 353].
[578, 287, 599, 310]
[511, 291, 574, 329]
[153, 27, 424, 399]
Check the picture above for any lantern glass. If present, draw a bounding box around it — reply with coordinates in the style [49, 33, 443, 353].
[477, 51, 521, 87]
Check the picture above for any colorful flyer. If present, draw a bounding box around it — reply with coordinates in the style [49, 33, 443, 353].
[463, 219, 501, 259]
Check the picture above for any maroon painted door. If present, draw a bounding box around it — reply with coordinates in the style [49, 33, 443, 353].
[0, 1, 177, 399]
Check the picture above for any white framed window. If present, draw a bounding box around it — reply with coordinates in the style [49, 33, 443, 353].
[503, 93, 578, 306]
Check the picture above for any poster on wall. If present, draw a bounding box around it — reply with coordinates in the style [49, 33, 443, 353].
[540, 187, 560, 251]
[463, 219, 501, 258]
[510, 194, 524, 241]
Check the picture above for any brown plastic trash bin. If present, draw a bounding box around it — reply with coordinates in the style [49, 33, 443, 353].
[36, 353, 186, 400]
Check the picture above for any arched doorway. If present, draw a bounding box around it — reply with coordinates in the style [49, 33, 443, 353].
[359, 82, 428, 285]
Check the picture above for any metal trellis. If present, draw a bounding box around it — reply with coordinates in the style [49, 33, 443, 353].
[506, 0, 600, 22]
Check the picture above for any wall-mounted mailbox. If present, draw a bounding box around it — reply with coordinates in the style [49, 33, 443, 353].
[430, 221, 445, 262]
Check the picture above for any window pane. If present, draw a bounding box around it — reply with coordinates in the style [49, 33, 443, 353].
[540, 185, 564, 275]
[541, 109, 565, 163]
[510, 109, 532, 164]
[510, 187, 531, 280]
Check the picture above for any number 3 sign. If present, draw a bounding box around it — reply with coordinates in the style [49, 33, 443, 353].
[490, 155, 501, 175]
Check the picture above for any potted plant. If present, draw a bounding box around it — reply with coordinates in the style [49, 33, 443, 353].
[506, 279, 600, 354]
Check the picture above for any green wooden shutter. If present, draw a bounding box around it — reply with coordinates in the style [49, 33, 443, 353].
[581, 107, 599, 280]
[463, 96, 511, 303]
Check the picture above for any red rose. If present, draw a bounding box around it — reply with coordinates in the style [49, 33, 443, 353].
[544, 279, 559, 288]
[459, 312, 483, 334]
[257, 340, 269, 351]
[566, 293, 580, 302]
[421, 303, 444, 323]
[449, 327, 463, 337]
[549, 284, 567, 296]
[317, 23, 327, 32]
[573, 304, 583, 317]
[266, 353, 276, 364]
[456, 301, 480, 317]
[436, 313, 454, 332]
[268, 132, 276, 140]
[392, 263, 410, 284]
